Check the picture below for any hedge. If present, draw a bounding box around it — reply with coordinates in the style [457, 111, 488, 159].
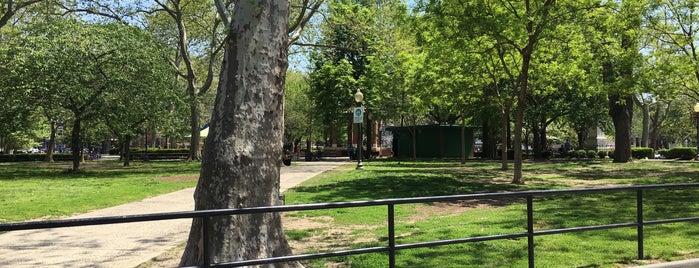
[0, 153, 73, 162]
[109, 148, 190, 155]
[662, 147, 697, 160]
[631, 147, 654, 159]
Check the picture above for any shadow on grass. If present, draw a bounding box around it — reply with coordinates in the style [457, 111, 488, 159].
[292, 174, 521, 203]
[0, 161, 201, 181]
[292, 160, 699, 267]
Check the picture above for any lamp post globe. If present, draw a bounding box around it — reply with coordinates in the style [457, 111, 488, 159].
[355, 89, 364, 170]
[354, 89, 364, 103]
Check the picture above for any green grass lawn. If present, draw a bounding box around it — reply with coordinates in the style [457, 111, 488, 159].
[3, 158, 699, 267]
[283, 159, 699, 268]
[0, 160, 200, 222]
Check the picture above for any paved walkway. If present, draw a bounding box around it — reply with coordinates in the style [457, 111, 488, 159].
[0, 159, 349, 268]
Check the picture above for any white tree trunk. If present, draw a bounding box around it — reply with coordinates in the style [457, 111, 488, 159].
[180, 1, 300, 267]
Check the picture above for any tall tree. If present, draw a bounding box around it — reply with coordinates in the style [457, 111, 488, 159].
[421, 0, 566, 183]
[13, 19, 175, 170]
[598, 0, 646, 162]
[179, 1, 299, 266]
[149, 0, 223, 161]
[284, 70, 316, 152]
[59, 0, 226, 161]
[647, 0, 699, 102]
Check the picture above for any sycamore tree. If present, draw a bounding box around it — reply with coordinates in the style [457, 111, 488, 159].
[179, 1, 300, 266]
[172, 0, 325, 265]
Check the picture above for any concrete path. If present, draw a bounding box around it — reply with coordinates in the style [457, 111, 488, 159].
[0, 159, 349, 268]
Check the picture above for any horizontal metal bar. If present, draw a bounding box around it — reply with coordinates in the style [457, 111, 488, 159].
[396, 233, 530, 250]
[644, 216, 699, 226]
[211, 247, 388, 267]
[533, 222, 639, 236]
[0, 212, 192, 232]
[3, 183, 699, 268]
[4, 183, 699, 232]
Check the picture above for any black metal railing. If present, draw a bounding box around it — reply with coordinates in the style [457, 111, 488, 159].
[3, 183, 699, 268]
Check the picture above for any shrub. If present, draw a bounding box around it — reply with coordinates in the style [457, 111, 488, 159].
[598, 151, 607, 159]
[586, 150, 597, 158]
[570, 150, 586, 158]
[130, 148, 189, 154]
[657, 149, 670, 158]
[631, 147, 654, 159]
[0, 153, 72, 162]
[664, 147, 697, 160]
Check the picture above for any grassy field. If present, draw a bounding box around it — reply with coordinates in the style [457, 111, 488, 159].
[0, 160, 199, 222]
[282, 159, 699, 268]
[3, 158, 699, 267]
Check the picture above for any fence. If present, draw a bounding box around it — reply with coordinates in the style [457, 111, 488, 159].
[3, 183, 699, 267]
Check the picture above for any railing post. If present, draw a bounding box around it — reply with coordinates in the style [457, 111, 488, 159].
[203, 216, 211, 268]
[527, 195, 534, 268]
[637, 189, 644, 260]
[388, 203, 396, 268]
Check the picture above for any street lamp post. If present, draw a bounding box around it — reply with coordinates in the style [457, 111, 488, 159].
[354, 89, 364, 170]
[694, 103, 699, 160]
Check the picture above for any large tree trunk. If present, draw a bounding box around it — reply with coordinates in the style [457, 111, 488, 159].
[179, 1, 298, 267]
[411, 126, 417, 161]
[500, 106, 508, 170]
[45, 121, 57, 162]
[512, 51, 532, 184]
[609, 94, 634, 162]
[188, 98, 202, 161]
[70, 119, 82, 171]
[608, 0, 639, 162]
[481, 120, 497, 159]
[640, 102, 649, 147]
[532, 118, 548, 160]
[122, 135, 132, 167]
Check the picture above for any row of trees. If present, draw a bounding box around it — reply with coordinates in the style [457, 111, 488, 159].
[299, 0, 699, 184]
[2, 0, 319, 265]
[0, 0, 319, 168]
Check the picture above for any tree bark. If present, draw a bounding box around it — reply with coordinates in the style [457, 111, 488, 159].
[122, 135, 132, 167]
[500, 105, 508, 170]
[512, 50, 532, 184]
[70, 119, 82, 171]
[609, 94, 634, 162]
[45, 121, 57, 162]
[180, 1, 299, 267]
[640, 102, 649, 147]
[188, 98, 202, 161]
